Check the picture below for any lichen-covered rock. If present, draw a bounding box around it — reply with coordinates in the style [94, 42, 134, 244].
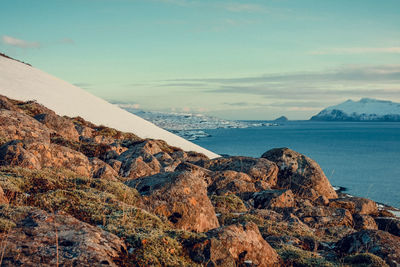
[202, 156, 278, 187]
[0, 207, 128, 266]
[262, 148, 338, 200]
[375, 217, 400, 237]
[90, 157, 119, 180]
[35, 112, 80, 141]
[126, 164, 219, 232]
[0, 109, 51, 144]
[187, 222, 281, 266]
[295, 206, 354, 228]
[0, 140, 41, 169]
[330, 197, 378, 215]
[208, 170, 267, 195]
[117, 147, 161, 179]
[253, 189, 295, 209]
[336, 230, 400, 266]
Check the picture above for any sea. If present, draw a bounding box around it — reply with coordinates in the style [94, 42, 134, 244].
[192, 121, 400, 208]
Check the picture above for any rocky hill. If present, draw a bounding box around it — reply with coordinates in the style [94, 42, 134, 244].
[311, 98, 400, 121]
[0, 94, 399, 266]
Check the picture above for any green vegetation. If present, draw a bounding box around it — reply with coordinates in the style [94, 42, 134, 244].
[211, 193, 247, 214]
[0, 167, 199, 266]
[278, 245, 334, 267]
[343, 253, 388, 267]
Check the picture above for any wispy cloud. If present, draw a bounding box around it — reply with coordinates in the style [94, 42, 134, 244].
[311, 47, 400, 55]
[2, 35, 40, 48]
[160, 65, 400, 102]
[59, 38, 75, 45]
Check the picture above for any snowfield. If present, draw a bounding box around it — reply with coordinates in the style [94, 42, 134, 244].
[0, 55, 220, 159]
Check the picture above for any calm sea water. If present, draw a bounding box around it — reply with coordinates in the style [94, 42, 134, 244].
[193, 121, 400, 208]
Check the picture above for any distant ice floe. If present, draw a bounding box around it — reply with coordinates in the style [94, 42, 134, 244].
[121, 109, 279, 141]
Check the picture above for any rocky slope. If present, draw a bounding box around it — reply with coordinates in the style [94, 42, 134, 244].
[311, 98, 400, 121]
[0, 94, 399, 266]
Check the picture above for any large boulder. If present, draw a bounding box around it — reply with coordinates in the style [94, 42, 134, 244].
[0, 207, 128, 266]
[262, 148, 338, 200]
[126, 164, 219, 232]
[336, 230, 400, 266]
[202, 156, 278, 187]
[187, 222, 281, 266]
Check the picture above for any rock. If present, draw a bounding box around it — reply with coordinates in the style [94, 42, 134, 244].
[126, 166, 219, 232]
[187, 222, 281, 266]
[375, 217, 400, 237]
[253, 189, 295, 209]
[90, 157, 119, 180]
[0, 95, 19, 111]
[202, 156, 278, 187]
[208, 170, 262, 195]
[262, 148, 338, 200]
[118, 148, 161, 179]
[353, 214, 378, 230]
[0, 207, 128, 266]
[330, 197, 377, 215]
[0, 140, 41, 169]
[295, 206, 354, 228]
[34, 112, 80, 141]
[0, 185, 8, 204]
[34, 144, 92, 177]
[315, 195, 329, 206]
[336, 230, 400, 266]
[0, 109, 51, 144]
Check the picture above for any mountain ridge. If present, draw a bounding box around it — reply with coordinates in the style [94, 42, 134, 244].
[311, 98, 400, 121]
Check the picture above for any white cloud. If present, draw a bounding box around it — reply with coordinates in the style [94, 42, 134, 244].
[311, 47, 400, 55]
[2, 35, 40, 48]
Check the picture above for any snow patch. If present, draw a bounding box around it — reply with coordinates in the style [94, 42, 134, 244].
[0, 56, 219, 158]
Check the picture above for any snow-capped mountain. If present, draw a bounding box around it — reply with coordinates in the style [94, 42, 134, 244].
[311, 98, 400, 121]
[0, 54, 219, 158]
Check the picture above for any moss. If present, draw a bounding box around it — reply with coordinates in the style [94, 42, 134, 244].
[343, 253, 388, 267]
[0, 217, 16, 232]
[278, 245, 335, 267]
[94, 125, 141, 141]
[211, 193, 247, 214]
[50, 134, 111, 158]
[15, 101, 43, 117]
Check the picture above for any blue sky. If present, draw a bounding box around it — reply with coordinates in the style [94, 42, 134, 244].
[1, 0, 399, 119]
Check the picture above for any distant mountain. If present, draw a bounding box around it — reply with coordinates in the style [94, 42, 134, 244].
[311, 98, 400, 121]
[274, 116, 288, 122]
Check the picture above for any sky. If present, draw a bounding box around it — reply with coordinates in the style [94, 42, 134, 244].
[1, 0, 399, 120]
